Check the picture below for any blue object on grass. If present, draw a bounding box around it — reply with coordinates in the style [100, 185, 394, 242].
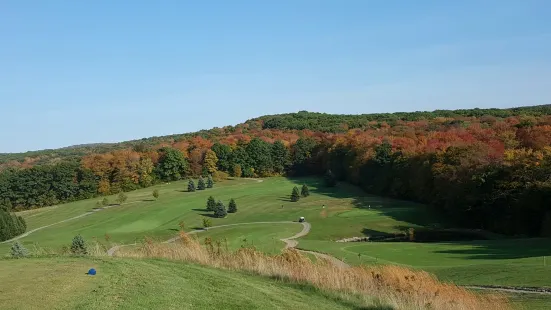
[87, 268, 96, 275]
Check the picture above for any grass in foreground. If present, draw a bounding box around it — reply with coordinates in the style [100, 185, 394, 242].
[115, 231, 510, 310]
[0, 256, 363, 310]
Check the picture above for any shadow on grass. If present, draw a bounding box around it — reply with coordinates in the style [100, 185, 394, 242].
[277, 196, 292, 202]
[285, 176, 551, 260]
[200, 213, 218, 218]
[142, 199, 155, 202]
[192, 208, 209, 212]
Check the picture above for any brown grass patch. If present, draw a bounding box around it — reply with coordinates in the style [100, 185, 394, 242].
[114, 232, 509, 310]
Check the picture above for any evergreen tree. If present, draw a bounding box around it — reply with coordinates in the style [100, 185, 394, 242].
[214, 200, 227, 218]
[206, 174, 214, 188]
[290, 186, 300, 202]
[197, 177, 206, 190]
[324, 170, 337, 187]
[152, 189, 159, 199]
[0, 210, 26, 242]
[206, 196, 216, 211]
[228, 198, 237, 213]
[11, 241, 28, 258]
[301, 184, 310, 197]
[188, 179, 196, 192]
[70, 234, 88, 255]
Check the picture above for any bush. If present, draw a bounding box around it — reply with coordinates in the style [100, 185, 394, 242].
[214, 200, 227, 218]
[203, 218, 212, 229]
[70, 234, 88, 255]
[207, 174, 214, 188]
[188, 179, 196, 192]
[101, 197, 109, 207]
[117, 192, 128, 205]
[11, 241, 29, 258]
[228, 198, 237, 213]
[301, 184, 310, 197]
[153, 189, 159, 199]
[290, 186, 300, 202]
[206, 196, 216, 212]
[197, 177, 206, 190]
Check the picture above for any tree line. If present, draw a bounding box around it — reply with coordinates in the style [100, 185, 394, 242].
[1, 107, 551, 237]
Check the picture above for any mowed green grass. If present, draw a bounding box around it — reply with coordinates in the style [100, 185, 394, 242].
[0, 257, 365, 310]
[3, 175, 551, 308]
[2, 177, 440, 253]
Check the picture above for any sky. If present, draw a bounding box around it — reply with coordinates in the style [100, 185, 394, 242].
[1, 1, 551, 153]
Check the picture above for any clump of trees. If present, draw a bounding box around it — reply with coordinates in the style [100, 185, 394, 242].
[290, 186, 300, 202]
[0, 210, 26, 242]
[207, 175, 214, 188]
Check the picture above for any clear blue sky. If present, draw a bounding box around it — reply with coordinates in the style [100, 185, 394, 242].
[1, 1, 550, 153]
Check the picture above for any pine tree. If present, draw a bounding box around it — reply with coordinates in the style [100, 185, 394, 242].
[70, 235, 88, 255]
[11, 241, 28, 258]
[188, 179, 196, 192]
[301, 184, 310, 197]
[324, 170, 337, 187]
[206, 174, 214, 188]
[206, 196, 216, 212]
[228, 198, 237, 213]
[290, 186, 300, 202]
[197, 177, 206, 190]
[214, 200, 227, 218]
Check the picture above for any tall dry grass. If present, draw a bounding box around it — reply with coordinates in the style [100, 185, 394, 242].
[115, 232, 510, 310]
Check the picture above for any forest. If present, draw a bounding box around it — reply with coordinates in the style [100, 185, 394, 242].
[1, 105, 551, 238]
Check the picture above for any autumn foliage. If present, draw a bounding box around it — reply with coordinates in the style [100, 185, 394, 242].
[1, 107, 551, 236]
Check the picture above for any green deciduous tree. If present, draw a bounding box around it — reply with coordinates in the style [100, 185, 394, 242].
[228, 198, 237, 213]
[301, 184, 310, 197]
[290, 186, 300, 202]
[157, 148, 189, 181]
[211, 143, 233, 172]
[271, 140, 290, 174]
[203, 218, 212, 229]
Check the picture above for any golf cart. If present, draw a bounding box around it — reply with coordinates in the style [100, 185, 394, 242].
[298, 216, 305, 223]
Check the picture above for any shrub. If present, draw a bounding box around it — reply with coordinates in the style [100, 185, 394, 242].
[101, 197, 109, 207]
[207, 174, 215, 188]
[11, 241, 29, 258]
[153, 189, 159, 199]
[188, 179, 196, 192]
[197, 177, 206, 190]
[214, 200, 227, 218]
[301, 184, 310, 197]
[95, 201, 102, 209]
[117, 192, 128, 205]
[228, 199, 237, 213]
[206, 196, 216, 212]
[290, 186, 300, 202]
[179, 221, 186, 231]
[203, 218, 212, 229]
[70, 234, 88, 255]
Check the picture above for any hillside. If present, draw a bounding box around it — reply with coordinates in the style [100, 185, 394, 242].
[1, 104, 551, 240]
[0, 257, 363, 310]
[1, 104, 550, 166]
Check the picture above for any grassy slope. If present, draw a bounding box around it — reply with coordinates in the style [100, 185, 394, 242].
[0, 257, 363, 310]
[3, 176, 551, 308]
